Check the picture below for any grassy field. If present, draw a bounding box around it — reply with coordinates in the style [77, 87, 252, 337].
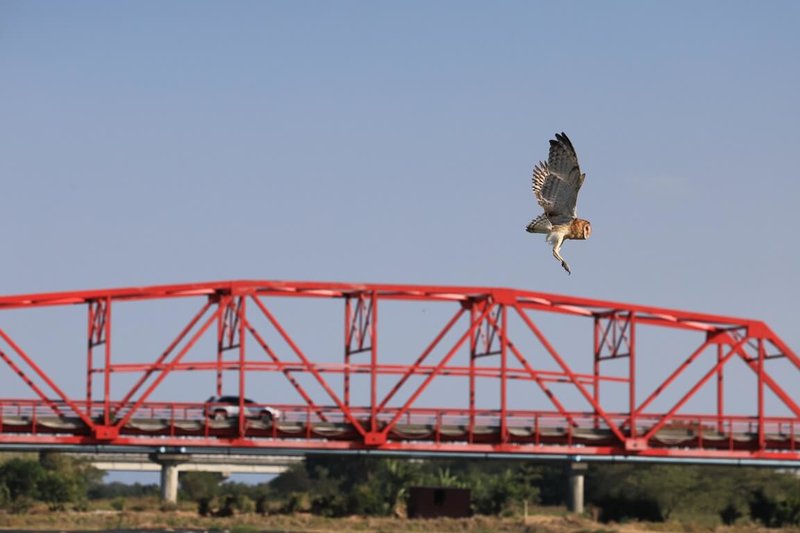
[2, 504, 800, 533]
[6, 511, 552, 533]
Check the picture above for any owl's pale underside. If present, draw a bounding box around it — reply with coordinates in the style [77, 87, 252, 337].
[526, 132, 591, 275]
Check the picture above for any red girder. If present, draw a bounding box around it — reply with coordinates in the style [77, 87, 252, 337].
[0, 280, 797, 463]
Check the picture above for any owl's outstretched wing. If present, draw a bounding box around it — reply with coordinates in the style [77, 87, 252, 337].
[532, 132, 586, 222]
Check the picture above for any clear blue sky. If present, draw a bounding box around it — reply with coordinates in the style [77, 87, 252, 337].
[1, 2, 799, 481]
[2, 1, 797, 326]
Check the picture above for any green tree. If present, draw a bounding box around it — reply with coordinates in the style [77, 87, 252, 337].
[270, 463, 312, 493]
[37, 452, 101, 509]
[0, 484, 10, 508]
[414, 459, 540, 516]
[306, 461, 349, 516]
[421, 466, 466, 488]
[42, 454, 102, 486]
[382, 458, 420, 514]
[37, 470, 79, 511]
[270, 457, 789, 522]
[774, 494, 800, 526]
[179, 471, 223, 502]
[299, 456, 423, 517]
[749, 486, 800, 527]
[0, 458, 44, 502]
[289, 456, 551, 517]
[587, 464, 800, 524]
[470, 467, 539, 516]
[88, 481, 158, 499]
[634, 465, 700, 520]
[587, 464, 663, 522]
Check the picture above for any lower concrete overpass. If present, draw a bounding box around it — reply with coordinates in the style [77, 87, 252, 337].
[80, 453, 301, 503]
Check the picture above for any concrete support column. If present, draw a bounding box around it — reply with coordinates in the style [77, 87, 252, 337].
[159, 461, 181, 504]
[567, 461, 588, 514]
[151, 453, 188, 504]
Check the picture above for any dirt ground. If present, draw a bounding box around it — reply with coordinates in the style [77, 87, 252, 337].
[1, 510, 800, 532]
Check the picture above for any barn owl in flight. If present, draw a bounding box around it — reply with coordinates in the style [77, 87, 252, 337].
[526, 132, 591, 274]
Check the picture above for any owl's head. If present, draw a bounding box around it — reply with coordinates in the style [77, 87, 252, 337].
[572, 219, 592, 240]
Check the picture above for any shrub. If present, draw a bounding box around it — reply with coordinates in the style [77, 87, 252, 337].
[38, 470, 80, 511]
[111, 497, 126, 511]
[309, 492, 347, 517]
[235, 495, 256, 514]
[72, 497, 89, 512]
[256, 495, 270, 515]
[280, 492, 308, 514]
[179, 471, 222, 502]
[750, 488, 800, 527]
[720, 502, 743, 525]
[197, 497, 213, 516]
[0, 458, 43, 502]
[217, 495, 237, 517]
[8, 495, 34, 514]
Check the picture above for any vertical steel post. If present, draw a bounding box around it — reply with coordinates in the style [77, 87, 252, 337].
[717, 343, 725, 433]
[86, 303, 95, 415]
[103, 298, 112, 425]
[216, 297, 225, 396]
[370, 292, 378, 433]
[628, 312, 636, 438]
[500, 304, 508, 442]
[758, 338, 765, 449]
[469, 303, 477, 438]
[344, 297, 352, 408]
[593, 317, 600, 429]
[238, 297, 246, 438]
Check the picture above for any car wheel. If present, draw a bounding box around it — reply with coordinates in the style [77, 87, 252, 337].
[261, 411, 274, 425]
[213, 410, 228, 421]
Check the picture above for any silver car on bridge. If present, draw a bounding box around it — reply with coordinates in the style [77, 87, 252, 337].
[204, 395, 281, 424]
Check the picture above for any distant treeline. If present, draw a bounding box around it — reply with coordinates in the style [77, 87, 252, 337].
[0, 452, 799, 526]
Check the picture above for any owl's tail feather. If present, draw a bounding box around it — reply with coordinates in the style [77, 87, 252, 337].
[526, 214, 552, 234]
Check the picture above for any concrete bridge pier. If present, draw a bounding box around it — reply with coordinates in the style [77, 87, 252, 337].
[159, 461, 182, 504]
[152, 454, 187, 504]
[567, 461, 588, 514]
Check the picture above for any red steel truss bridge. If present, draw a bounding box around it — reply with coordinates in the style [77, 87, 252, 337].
[0, 280, 798, 465]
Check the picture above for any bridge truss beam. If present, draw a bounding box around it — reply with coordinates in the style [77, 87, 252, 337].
[0, 280, 797, 462]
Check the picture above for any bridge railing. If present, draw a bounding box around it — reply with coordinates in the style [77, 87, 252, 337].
[1, 397, 796, 454]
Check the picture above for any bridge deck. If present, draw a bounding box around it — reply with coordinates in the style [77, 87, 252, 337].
[1, 404, 797, 458]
